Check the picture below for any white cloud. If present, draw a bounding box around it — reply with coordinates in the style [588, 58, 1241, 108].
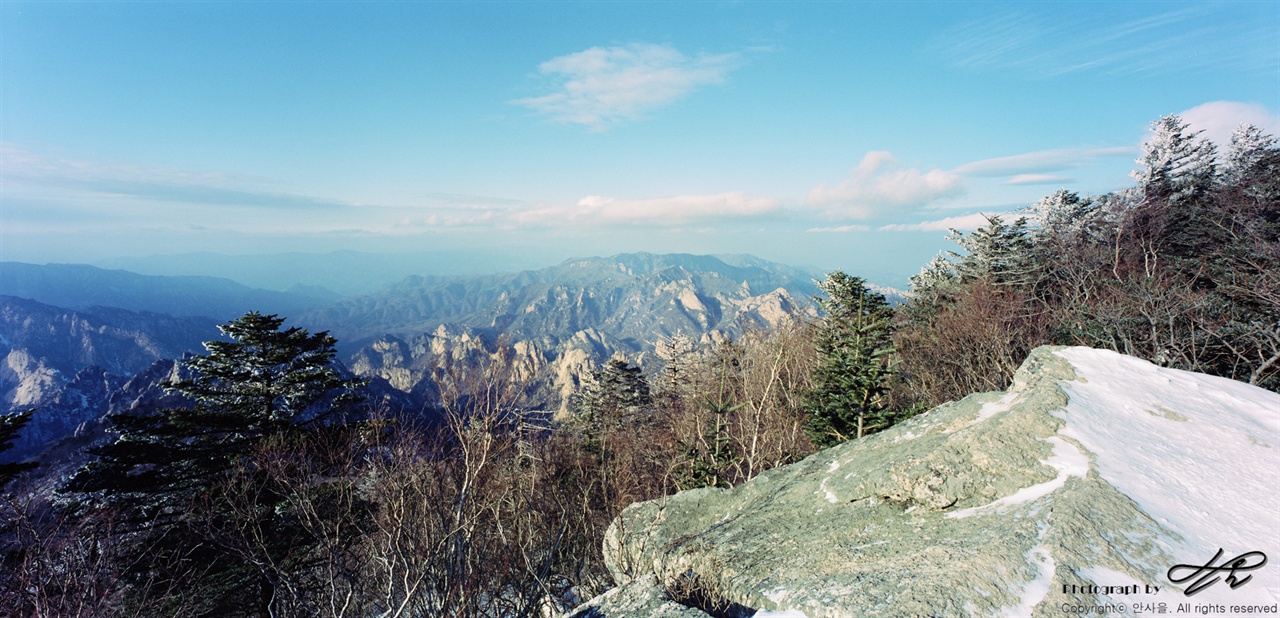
[1005, 173, 1075, 185]
[512, 43, 738, 129]
[805, 224, 871, 233]
[953, 147, 1134, 177]
[510, 192, 782, 226]
[806, 151, 964, 219]
[879, 212, 1005, 232]
[1178, 101, 1280, 149]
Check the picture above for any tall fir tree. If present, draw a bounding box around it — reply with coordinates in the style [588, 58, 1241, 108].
[0, 410, 36, 488]
[67, 312, 366, 516]
[947, 214, 1038, 287]
[805, 271, 896, 446]
[1133, 114, 1218, 207]
[572, 357, 653, 433]
[62, 312, 368, 616]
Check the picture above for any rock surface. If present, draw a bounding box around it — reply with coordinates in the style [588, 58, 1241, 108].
[573, 346, 1280, 617]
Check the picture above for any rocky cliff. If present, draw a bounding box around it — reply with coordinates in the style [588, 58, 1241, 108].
[573, 347, 1280, 617]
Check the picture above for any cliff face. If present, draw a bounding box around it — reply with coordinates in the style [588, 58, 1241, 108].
[574, 347, 1280, 617]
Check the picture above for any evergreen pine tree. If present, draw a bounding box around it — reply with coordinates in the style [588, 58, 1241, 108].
[62, 312, 369, 615]
[1028, 190, 1099, 240]
[805, 271, 896, 446]
[1128, 115, 1223, 266]
[948, 214, 1037, 287]
[571, 357, 652, 432]
[67, 312, 366, 516]
[0, 410, 36, 488]
[1133, 114, 1218, 207]
[1225, 124, 1280, 203]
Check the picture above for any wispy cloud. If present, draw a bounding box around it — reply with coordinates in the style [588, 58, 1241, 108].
[953, 146, 1133, 177]
[1, 145, 347, 211]
[512, 43, 739, 129]
[1005, 174, 1074, 186]
[879, 212, 1007, 232]
[805, 224, 871, 233]
[933, 7, 1278, 77]
[806, 151, 964, 219]
[510, 192, 782, 226]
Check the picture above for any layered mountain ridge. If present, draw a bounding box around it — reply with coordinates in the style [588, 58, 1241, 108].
[2, 252, 837, 451]
[312, 252, 823, 412]
[302, 252, 821, 348]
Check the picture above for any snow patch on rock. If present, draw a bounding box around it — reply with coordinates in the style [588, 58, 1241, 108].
[1055, 347, 1280, 604]
[946, 436, 1089, 518]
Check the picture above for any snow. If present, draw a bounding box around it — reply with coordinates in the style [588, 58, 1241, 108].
[974, 392, 1019, 424]
[1055, 347, 1280, 604]
[946, 436, 1089, 519]
[818, 476, 839, 503]
[1002, 544, 1056, 617]
[761, 587, 805, 614]
[955, 391, 1019, 432]
[891, 430, 919, 443]
[988, 519, 1057, 616]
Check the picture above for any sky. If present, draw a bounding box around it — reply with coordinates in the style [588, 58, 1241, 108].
[2, 1, 1277, 287]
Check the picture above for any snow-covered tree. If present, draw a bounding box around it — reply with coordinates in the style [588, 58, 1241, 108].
[572, 357, 652, 432]
[1027, 189, 1099, 240]
[1225, 124, 1277, 181]
[1224, 124, 1280, 202]
[1132, 115, 1217, 206]
[654, 332, 700, 396]
[947, 214, 1037, 287]
[909, 255, 957, 295]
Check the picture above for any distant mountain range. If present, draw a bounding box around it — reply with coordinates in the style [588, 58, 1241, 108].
[302, 252, 824, 348]
[95, 249, 554, 296]
[0, 262, 334, 320]
[1, 252, 900, 462]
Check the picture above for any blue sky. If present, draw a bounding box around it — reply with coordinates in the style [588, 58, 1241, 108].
[2, 1, 1277, 286]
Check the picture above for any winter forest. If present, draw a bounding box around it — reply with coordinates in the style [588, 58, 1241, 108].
[0, 114, 1275, 616]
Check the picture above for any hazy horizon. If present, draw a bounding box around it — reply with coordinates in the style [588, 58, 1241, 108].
[3, 2, 1277, 288]
[4, 248, 839, 298]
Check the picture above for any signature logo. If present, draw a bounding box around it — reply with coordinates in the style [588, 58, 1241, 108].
[1167, 549, 1267, 596]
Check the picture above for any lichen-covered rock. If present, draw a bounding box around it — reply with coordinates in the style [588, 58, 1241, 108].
[570, 346, 1280, 617]
[562, 574, 711, 618]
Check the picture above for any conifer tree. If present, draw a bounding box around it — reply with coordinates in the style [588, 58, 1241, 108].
[0, 410, 36, 488]
[67, 311, 366, 518]
[62, 312, 368, 614]
[1225, 123, 1280, 202]
[805, 271, 895, 446]
[572, 357, 652, 432]
[1133, 114, 1217, 207]
[948, 214, 1037, 287]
